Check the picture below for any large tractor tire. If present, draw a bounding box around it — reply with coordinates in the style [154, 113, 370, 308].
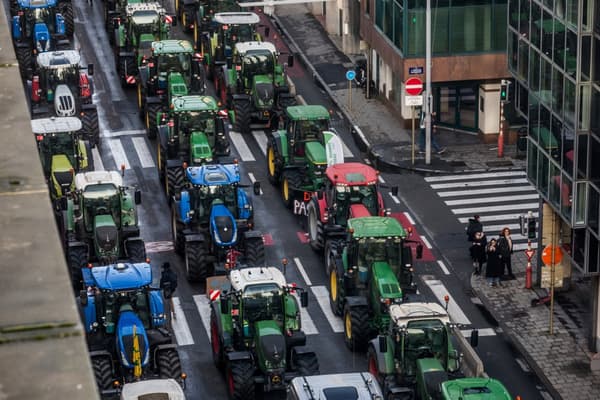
[157, 348, 183, 379]
[137, 82, 144, 111]
[82, 141, 94, 171]
[91, 357, 113, 391]
[294, 351, 320, 376]
[328, 266, 343, 316]
[210, 308, 225, 371]
[126, 240, 146, 262]
[226, 360, 256, 400]
[68, 246, 87, 291]
[166, 166, 185, 199]
[15, 47, 32, 80]
[62, 2, 74, 38]
[157, 142, 166, 182]
[307, 199, 324, 252]
[281, 170, 302, 209]
[266, 139, 282, 186]
[184, 241, 209, 282]
[145, 103, 161, 139]
[81, 109, 100, 148]
[244, 236, 265, 268]
[232, 99, 250, 135]
[343, 303, 371, 352]
[170, 204, 184, 255]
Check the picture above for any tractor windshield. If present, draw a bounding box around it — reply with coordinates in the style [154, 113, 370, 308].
[24, 8, 55, 34]
[358, 238, 401, 266]
[158, 53, 191, 75]
[180, 111, 216, 136]
[242, 283, 284, 325]
[99, 289, 152, 332]
[82, 184, 121, 229]
[242, 50, 274, 77]
[337, 184, 378, 215]
[295, 119, 329, 143]
[222, 24, 254, 46]
[44, 65, 79, 88]
[402, 320, 448, 376]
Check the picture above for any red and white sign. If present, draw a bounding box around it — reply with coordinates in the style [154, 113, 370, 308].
[164, 15, 173, 24]
[524, 248, 535, 260]
[405, 77, 423, 96]
[126, 75, 136, 85]
[209, 290, 221, 302]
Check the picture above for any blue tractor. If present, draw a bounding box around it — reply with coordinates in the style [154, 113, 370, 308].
[79, 262, 183, 393]
[171, 162, 265, 281]
[11, 0, 74, 79]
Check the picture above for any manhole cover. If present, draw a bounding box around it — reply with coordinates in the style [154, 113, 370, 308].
[486, 160, 514, 167]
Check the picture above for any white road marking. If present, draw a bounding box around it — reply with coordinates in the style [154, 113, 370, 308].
[341, 140, 353, 158]
[247, 172, 263, 195]
[461, 328, 496, 337]
[513, 242, 538, 250]
[193, 294, 213, 341]
[102, 129, 146, 138]
[252, 130, 268, 156]
[444, 194, 539, 206]
[437, 185, 536, 198]
[145, 241, 174, 254]
[92, 147, 105, 171]
[421, 236, 432, 249]
[107, 139, 131, 170]
[515, 357, 531, 372]
[451, 203, 539, 215]
[229, 131, 255, 161]
[424, 171, 525, 182]
[422, 279, 471, 325]
[540, 391, 553, 400]
[171, 297, 194, 346]
[430, 178, 530, 190]
[132, 137, 155, 169]
[437, 260, 450, 275]
[364, 158, 372, 165]
[388, 192, 400, 204]
[458, 213, 539, 223]
[293, 293, 318, 335]
[310, 285, 344, 333]
[378, 175, 385, 183]
[403, 212, 415, 225]
[293, 257, 313, 286]
[482, 223, 521, 233]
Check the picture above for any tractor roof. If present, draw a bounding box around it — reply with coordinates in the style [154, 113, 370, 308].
[89, 263, 152, 291]
[326, 162, 378, 186]
[37, 50, 81, 68]
[171, 95, 218, 112]
[389, 302, 450, 328]
[285, 105, 330, 121]
[75, 171, 123, 192]
[126, 2, 165, 19]
[289, 373, 383, 400]
[185, 164, 240, 186]
[121, 379, 185, 400]
[229, 267, 287, 293]
[348, 216, 406, 238]
[235, 41, 276, 56]
[151, 40, 193, 55]
[31, 117, 82, 134]
[17, 0, 57, 8]
[214, 12, 260, 25]
[441, 378, 512, 400]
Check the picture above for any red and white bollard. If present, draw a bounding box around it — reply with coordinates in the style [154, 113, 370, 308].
[524, 240, 535, 289]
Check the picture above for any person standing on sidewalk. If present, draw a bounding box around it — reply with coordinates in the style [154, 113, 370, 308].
[485, 239, 502, 287]
[466, 214, 483, 241]
[497, 227, 514, 279]
[418, 110, 446, 155]
[470, 231, 487, 275]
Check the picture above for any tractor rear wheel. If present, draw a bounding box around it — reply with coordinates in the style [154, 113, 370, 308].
[244, 236, 265, 268]
[281, 170, 302, 209]
[81, 109, 100, 148]
[91, 357, 113, 391]
[294, 351, 319, 376]
[226, 360, 255, 400]
[68, 246, 87, 291]
[157, 348, 183, 379]
[15, 47, 32, 81]
[170, 204, 184, 255]
[233, 99, 250, 135]
[166, 167, 185, 199]
[61, 2, 74, 38]
[307, 199, 324, 252]
[328, 266, 342, 316]
[126, 240, 146, 262]
[266, 140, 282, 186]
[343, 304, 371, 352]
[210, 308, 225, 371]
[185, 241, 209, 282]
[145, 103, 160, 139]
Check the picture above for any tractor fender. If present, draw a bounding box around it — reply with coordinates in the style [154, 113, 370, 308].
[90, 350, 113, 364]
[210, 301, 233, 347]
[119, 51, 135, 58]
[313, 196, 327, 224]
[81, 103, 96, 111]
[368, 338, 396, 375]
[285, 330, 306, 349]
[68, 241, 88, 251]
[14, 41, 30, 49]
[270, 131, 289, 160]
[157, 125, 169, 148]
[123, 237, 145, 252]
[226, 351, 252, 362]
[242, 230, 262, 240]
[345, 296, 368, 308]
[166, 159, 182, 169]
[232, 93, 251, 102]
[184, 233, 206, 242]
[290, 346, 316, 361]
[146, 96, 161, 105]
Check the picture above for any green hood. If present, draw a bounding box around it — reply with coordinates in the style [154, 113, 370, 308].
[252, 75, 274, 108]
[372, 261, 403, 300]
[305, 141, 326, 165]
[51, 154, 75, 198]
[94, 214, 119, 259]
[254, 320, 286, 371]
[168, 72, 189, 98]
[190, 131, 213, 163]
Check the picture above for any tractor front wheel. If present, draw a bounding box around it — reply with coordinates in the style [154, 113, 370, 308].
[91, 357, 113, 391]
[232, 99, 250, 134]
[157, 348, 183, 379]
[166, 166, 185, 200]
[343, 304, 371, 352]
[15, 47, 32, 81]
[328, 267, 342, 316]
[81, 109, 100, 148]
[281, 170, 302, 209]
[68, 246, 87, 292]
[210, 308, 225, 371]
[170, 204, 184, 255]
[145, 103, 161, 139]
[307, 200, 324, 252]
[266, 141, 282, 186]
[244, 236, 265, 268]
[61, 2, 74, 38]
[226, 360, 255, 400]
[185, 241, 209, 282]
[294, 351, 319, 376]
[120, 57, 137, 87]
[126, 240, 146, 262]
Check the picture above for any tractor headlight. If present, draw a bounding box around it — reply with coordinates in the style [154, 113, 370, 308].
[120, 351, 129, 367]
[143, 348, 150, 365]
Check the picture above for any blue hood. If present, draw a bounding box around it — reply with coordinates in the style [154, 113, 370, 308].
[186, 164, 240, 186]
[210, 202, 238, 246]
[18, 0, 57, 7]
[117, 310, 150, 369]
[34, 23, 50, 52]
[87, 263, 152, 291]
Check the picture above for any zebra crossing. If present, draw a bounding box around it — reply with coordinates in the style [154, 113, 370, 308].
[425, 170, 539, 250]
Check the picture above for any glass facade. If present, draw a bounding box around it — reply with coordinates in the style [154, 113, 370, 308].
[508, 0, 599, 273]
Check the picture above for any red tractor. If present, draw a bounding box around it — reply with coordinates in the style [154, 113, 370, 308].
[305, 162, 397, 252]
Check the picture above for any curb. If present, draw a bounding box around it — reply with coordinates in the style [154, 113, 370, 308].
[471, 280, 563, 400]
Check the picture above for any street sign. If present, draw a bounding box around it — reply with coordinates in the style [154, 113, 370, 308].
[409, 66, 424, 75]
[405, 95, 423, 106]
[524, 248, 535, 260]
[405, 77, 423, 96]
[346, 70, 356, 81]
[541, 245, 563, 266]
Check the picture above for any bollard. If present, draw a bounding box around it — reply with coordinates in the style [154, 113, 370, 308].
[525, 260, 532, 289]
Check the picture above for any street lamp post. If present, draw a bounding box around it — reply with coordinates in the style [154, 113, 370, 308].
[425, 0, 432, 165]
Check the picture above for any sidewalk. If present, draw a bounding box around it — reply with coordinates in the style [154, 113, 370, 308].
[272, 5, 600, 399]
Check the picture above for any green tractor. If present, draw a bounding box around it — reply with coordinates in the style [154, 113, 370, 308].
[114, 2, 172, 87]
[156, 95, 231, 197]
[439, 378, 513, 400]
[326, 216, 422, 351]
[266, 105, 345, 209]
[32, 117, 93, 204]
[208, 264, 319, 399]
[217, 41, 296, 135]
[137, 39, 206, 139]
[59, 170, 145, 290]
[367, 302, 487, 400]
[178, 0, 241, 49]
[104, 0, 156, 42]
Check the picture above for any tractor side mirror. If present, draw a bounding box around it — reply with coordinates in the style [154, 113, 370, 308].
[87, 63, 94, 76]
[391, 186, 398, 197]
[416, 243, 423, 259]
[470, 329, 479, 348]
[134, 190, 142, 205]
[378, 335, 388, 353]
[253, 181, 261, 196]
[300, 291, 308, 307]
[80, 290, 88, 307]
[220, 296, 230, 314]
[287, 54, 294, 68]
[264, 27, 270, 38]
[226, 57, 232, 70]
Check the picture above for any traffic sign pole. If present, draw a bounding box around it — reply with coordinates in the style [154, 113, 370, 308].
[405, 78, 423, 166]
[346, 69, 356, 112]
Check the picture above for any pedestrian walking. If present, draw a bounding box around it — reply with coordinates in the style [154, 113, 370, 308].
[469, 231, 487, 275]
[497, 227, 514, 279]
[485, 239, 502, 287]
[160, 262, 178, 327]
[418, 111, 446, 155]
[466, 214, 483, 242]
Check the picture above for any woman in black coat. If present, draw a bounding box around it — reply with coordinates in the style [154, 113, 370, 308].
[485, 239, 503, 287]
[470, 231, 487, 275]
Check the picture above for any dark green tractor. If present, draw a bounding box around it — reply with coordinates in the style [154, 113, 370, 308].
[266, 105, 345, 209]
[174, 0, 240, 47]
[326, 216, 422, 351]
[208, 265, 319, 399]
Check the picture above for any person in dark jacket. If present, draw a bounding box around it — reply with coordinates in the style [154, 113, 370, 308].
[470, 231, 487, 275]
[497, 227, 514, 279]
[485, 239, 503, 287]
[466, 215, 483, 242]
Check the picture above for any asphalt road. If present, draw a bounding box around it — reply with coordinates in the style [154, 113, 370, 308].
[8, 0, 551, 398]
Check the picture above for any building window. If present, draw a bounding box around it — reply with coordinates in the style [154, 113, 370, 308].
[551, 66, 563, 116]
[591, 134, 600, 182]
[540, 57, 552, 106]
[553, 19, 565, 69]
[565, 0, 577, 28]
[590, 184, 599, 232]
[539, 151, 550, 197]
[549, 160, 561, 208]
[527, 140, 538, 184]
[575, 182, 587, 225]
[375, 0, 403, 53]
[531, 2, 542, 49]
[565, 29, 577, 76]
[594, 36, 600, 84]
[518, 38, 529, 81]
[589, 233, 599, 273]
[577, 133, 588, 180]
[519, 0, 530, 37]
[564, 78, 576, 127]
[561, 173, 573, 219]
[530, 48, 541, 95]
[579, 85, 592, 130]
[592, 87, 600, 135]
[366, 0, 371, 16]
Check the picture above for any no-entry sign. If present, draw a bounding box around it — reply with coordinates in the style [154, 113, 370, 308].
[405, 77, 423, 96]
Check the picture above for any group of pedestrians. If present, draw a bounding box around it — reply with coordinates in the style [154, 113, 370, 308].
[467, 215, 515, 287]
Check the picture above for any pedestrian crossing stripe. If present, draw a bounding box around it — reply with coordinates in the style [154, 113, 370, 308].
[145, 241, 174, 254]
[171, 297, 194, 346]
[424, 171, 525, 182]
[310, 285, 344, 333]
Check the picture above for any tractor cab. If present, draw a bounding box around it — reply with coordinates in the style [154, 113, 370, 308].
[148, 40, 200, 93]
[284, 105, 331, 164]
[210, 12, 260, 62]
[123, 3, 169, 55]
